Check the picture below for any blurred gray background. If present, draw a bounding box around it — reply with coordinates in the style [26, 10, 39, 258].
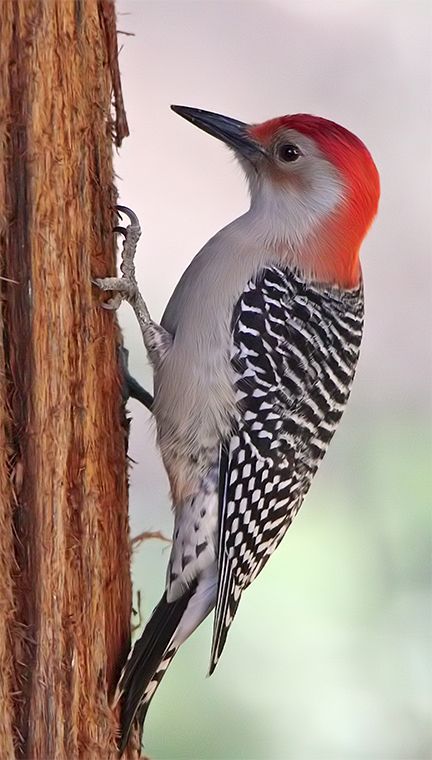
[114, 2, 431, 758]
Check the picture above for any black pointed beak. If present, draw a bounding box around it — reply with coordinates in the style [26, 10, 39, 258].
[171, 106, 266, 160]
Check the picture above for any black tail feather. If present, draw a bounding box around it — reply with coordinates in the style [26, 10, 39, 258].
[118, 589, 193, 755]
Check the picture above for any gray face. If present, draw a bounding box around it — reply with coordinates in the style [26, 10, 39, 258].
[235, 128, 345, 254]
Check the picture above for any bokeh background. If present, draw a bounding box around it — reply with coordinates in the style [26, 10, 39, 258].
[114, 2, 431, 758]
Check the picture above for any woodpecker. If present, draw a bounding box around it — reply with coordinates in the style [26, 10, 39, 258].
[95, 107, 380, 754]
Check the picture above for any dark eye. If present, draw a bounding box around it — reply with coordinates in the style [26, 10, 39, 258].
[278, 144, 301, 162]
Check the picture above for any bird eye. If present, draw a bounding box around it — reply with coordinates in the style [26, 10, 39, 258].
[278, 144, 301, 162]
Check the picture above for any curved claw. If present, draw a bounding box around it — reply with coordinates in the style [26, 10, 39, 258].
[113, 226, 128, 237]
[116, 205, 140, 227]
[101, 293, 123, 310]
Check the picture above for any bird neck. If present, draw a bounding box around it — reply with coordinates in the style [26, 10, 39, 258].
[244, 187, 363, 290]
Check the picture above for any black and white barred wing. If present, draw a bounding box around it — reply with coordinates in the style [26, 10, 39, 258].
[209, 266, 363, 673]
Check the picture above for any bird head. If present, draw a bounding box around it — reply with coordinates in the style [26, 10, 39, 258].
[171, 106, 380, 289]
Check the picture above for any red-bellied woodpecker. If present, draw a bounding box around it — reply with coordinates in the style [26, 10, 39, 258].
[95, 106, 380, 754]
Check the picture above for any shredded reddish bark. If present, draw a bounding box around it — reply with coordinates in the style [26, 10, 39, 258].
[0, 1, 138, 757]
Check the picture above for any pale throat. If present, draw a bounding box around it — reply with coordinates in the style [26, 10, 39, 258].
[245, 175, 360, 288]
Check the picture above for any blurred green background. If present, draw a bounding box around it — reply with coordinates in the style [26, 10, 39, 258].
[116, 1, 431, 758]
[127, 408, 430, 760]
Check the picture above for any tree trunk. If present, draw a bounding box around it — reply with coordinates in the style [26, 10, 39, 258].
[0, 1, 137, 757]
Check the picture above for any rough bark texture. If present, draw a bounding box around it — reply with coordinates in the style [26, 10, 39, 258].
[0, 1, 138, 757]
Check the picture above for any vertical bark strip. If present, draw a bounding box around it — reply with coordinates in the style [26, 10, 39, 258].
[0, 1, 137, 757]
[0, 9, 16, 749]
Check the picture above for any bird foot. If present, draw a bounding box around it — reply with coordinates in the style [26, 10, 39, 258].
[93, 206, 151, 323]
[118, 346, 154, 411]
[94, 206, 172, 370]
